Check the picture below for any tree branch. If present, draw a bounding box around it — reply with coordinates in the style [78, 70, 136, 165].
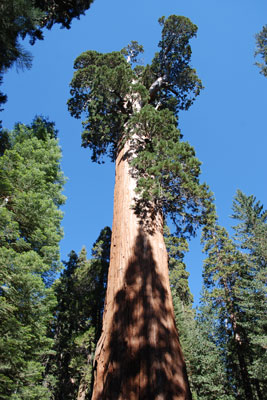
[149, 74, 167, 102]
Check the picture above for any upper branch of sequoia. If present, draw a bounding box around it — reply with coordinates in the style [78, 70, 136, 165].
[67, 15, 203, 162]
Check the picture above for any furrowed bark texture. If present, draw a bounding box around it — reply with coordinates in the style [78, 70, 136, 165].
[92, 142, 191, 400]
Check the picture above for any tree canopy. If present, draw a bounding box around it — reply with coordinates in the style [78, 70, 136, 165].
[0, 117, 65, 399]
[68, 15, 215, 238]
[0, 0, 94, 72]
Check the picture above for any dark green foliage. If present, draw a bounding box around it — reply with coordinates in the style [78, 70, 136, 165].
[35, 0, 95, 30]
[0, 75, 7, 132]
[68, 15, 203, 162]
[128, 105, 215, 237]
[164, 225, 192, 306]
[255, 25, 267, 77]
[68, 15, 215, 237]
[231, 191, 267, 395]
[232, 190, 267, 261]
[165, 226, 231, 400]
[0, 0, 94, 72]
[0, 118, 65, 399]
[200, 191, 267, 400]
[191, 292, 235, 400]
[0, 1, 40, 72]
[50, 227, 111, 400]
[121, 40, 144, 65]
[68, 50, 135, 162]
[148, 15, 203, 113]
[0, 0, 94, 116]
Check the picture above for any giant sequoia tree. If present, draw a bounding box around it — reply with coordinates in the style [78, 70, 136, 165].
[68, 15, 214, 399]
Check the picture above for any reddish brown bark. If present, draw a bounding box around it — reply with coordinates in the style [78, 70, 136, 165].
[92, 143, 191, 400]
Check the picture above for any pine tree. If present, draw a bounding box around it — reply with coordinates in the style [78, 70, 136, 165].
[0, 117, 65, 399]
[68, 15, 214, 399]
[201, 190, 267, 400]
[165, 227, 230, 400]
[191, 290, 234, 400]
[50, 227, 111, 400]
[163, 226, 196, 397]
[231, 191, 267, 397]
[202, 223, 257, 399]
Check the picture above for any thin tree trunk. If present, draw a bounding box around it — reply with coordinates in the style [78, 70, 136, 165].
[92, 141, 191, 400]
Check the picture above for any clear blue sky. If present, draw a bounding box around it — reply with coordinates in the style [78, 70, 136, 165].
[1, 0, 266, 303]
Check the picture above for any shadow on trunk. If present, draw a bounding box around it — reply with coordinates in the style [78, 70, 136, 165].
[94, 228, 191, 399]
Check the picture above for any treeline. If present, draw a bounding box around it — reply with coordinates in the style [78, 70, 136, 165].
[0, 118, 110, 399]
[170, 190, 267, 400]
[0, 119, 266, 399]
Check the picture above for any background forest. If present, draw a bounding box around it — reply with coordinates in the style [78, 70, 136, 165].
[0, 0, 266, 399]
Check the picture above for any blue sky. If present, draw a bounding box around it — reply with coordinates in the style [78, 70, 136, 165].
[1, 0, 266, 303]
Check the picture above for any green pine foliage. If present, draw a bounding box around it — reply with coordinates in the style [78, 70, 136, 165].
[167, 190, 266, 399]
[0, 0, 94, 120]
[0, 117, 65, 399]
[200, 191, 267, 400]
[164, 225, 192, 306]
[127, 105, 214, 237]
[49, 227, 111, 400]
[231, 191, 267, 396]
[191, 291, 235, 400]
[0, 0, 94, 72]
[255, 25, 267, 77]
[68, 15, 215, 237]
[165, 226, 230, 400]
[164, 226, 196, 394]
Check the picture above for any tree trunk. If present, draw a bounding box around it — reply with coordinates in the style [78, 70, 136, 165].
[92, 141, 191, 400]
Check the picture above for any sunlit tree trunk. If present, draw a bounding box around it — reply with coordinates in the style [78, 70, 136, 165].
[92, 140, 192, 399]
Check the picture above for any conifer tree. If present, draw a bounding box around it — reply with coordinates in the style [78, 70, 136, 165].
[231, 191, 267, 397]
[202, 224, 257, 399]
[191, 290, 234, 400]
[163, 227, 196, 397]
[68, 15, 214, 399]
[50, 227, 111, 400]
[201, 191, 267, 400]
[0, 117, 65, 399]
[165, 227, 230, 400]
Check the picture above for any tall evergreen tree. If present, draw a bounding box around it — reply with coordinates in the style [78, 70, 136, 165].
[231, 191, 267, 397]
[68, 15, 214, 399]
[191, 290, 234, 400]
[164, 227, 196, 396]
[0, 117, 65, 399]
[201, 191, 267, 400]
[50, 227, 111, 400]
[165, 227, 230, 400]
[202, 224, 258, 399]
